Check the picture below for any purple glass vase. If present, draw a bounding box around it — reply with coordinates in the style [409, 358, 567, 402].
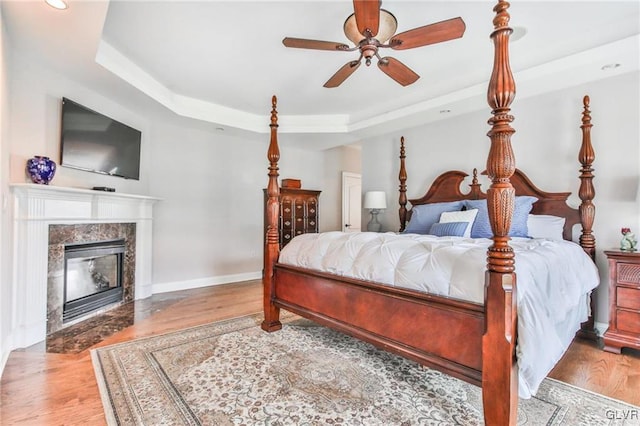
[26, 156, 57, 185]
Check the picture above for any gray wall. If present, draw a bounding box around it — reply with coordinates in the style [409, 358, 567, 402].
[148, 117, 325, 288]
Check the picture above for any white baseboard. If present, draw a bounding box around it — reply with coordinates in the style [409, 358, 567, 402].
[0, 332, 13, 378]
[594, 321, 608, 337]
[152, 271, 262, 295]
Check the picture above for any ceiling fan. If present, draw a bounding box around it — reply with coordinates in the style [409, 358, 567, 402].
[282, 1, 466, 88]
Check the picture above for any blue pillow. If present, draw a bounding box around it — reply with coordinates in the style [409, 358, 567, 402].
[511, 196, 538, 237]
[464, 196, 538, 238]
[428, 221, 468, 237]
[403, 201, 464, 234]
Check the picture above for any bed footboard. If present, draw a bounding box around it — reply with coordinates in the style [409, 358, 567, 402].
[274, 264, 484, 384]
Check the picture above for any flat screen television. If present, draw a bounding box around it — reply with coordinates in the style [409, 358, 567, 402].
[60, 98, 142, 180]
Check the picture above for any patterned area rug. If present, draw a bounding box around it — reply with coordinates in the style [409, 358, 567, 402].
[91, 314, 638, 425]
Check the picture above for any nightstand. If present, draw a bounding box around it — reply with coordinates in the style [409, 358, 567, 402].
[603, 250, 640, 353]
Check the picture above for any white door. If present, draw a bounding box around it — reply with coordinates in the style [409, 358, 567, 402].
[342, 172, 362, 232]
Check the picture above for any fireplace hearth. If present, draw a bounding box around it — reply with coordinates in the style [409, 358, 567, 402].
[63, 239, 125, 322]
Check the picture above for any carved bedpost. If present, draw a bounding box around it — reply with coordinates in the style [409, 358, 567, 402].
[577, 95, 597, 340]
[578, 95, 596, 260]
[482, 1, 518, 425]
[261, 95, 282, 332]
[398, 137, 408, 232]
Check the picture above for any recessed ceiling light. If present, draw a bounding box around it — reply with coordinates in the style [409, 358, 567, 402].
[601, 63, 621, 71]
[45, 0, 68, 10]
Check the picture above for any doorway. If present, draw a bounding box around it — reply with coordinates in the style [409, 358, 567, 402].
[342, 172, 362, 232]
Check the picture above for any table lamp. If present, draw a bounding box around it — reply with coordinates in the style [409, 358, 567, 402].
[363, 191, 387, 232]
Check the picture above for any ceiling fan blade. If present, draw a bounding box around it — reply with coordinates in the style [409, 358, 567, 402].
[324, 61, 362, 88]
[353, 0, 380, 37]
[283, 37, 350, 51]
[377, 57, 420, 86]
[390, 17, 466, 50]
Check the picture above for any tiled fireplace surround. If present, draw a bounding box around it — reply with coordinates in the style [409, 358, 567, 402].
[47, 222, 136, 335]
[10, 184, 159, 348]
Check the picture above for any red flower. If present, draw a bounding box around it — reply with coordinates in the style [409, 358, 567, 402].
[622, 227, 631, 235]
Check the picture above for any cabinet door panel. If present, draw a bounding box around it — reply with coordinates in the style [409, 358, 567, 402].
[293, 198, 306, 235]
[307, 197, 318, 232]
[281, 198, 293, 220]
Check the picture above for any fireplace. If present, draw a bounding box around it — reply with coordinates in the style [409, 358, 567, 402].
[10, 183, 158, 348]
[47, 223, 136, 335]
[63, 239, 125, 322]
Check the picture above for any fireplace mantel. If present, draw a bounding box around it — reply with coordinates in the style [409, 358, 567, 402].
[10, 183, 160, 348]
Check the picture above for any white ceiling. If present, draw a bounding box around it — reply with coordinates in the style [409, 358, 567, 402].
[2, 0, 639, 149]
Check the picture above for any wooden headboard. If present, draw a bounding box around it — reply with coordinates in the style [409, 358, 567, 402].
[398, 96, 596, 255]
[400, 168, 580, 241]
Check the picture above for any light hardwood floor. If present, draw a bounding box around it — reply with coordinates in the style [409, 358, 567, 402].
[1, 279, 638, 424]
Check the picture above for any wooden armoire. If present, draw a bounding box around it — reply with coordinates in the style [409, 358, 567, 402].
[263, 188, 321, 248]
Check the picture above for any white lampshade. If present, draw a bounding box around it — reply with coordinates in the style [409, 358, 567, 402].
[363, 191, 387, 210]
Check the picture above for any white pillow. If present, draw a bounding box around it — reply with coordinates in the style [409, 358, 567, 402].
[439, 209, 479, 238]
[527, 214, 566, 240]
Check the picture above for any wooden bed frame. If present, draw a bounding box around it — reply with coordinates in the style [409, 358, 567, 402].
[261, 2, 596, 424]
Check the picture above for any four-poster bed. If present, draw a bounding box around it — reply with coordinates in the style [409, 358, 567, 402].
[262, 1, 598, 424]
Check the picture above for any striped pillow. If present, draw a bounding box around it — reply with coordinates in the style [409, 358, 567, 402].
[439, 208, 479, 238]
[428, 221, 468, 237]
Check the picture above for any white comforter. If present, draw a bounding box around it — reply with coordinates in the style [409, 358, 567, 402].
[279, 231, 600, 398]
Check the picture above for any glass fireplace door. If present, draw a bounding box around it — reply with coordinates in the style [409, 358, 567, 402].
[63, 239, 125, 322]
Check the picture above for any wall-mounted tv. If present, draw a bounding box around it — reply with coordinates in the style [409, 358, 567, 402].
[60, 98, 142, 180]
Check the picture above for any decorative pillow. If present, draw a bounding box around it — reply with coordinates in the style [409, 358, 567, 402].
[428, 221, 468, 237]
[403, 201, 464, 234]
[439, 208, 479, 238]
[527, 214, 566, 240]
[464, 196, 538, 238]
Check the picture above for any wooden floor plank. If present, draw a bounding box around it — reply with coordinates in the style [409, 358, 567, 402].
[548, 338, 640, 405]
[1, 279, 638, 424]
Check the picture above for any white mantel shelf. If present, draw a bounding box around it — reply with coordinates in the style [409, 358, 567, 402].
[10, 183, 160, 200]
[11, 183, 161, 216]
[10, 183, 161, 348]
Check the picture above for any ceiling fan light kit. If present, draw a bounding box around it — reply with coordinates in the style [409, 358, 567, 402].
[282, 1, 466, 88]
[343, 9, 397, 44]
